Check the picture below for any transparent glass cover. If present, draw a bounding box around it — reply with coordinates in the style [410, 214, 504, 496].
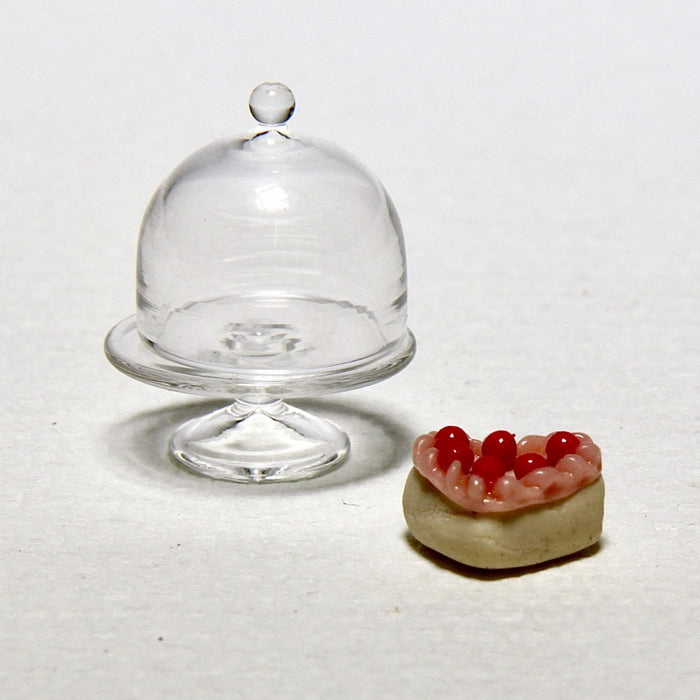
[135, 82, 410, 385]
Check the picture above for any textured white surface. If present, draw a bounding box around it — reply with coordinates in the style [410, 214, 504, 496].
[1, 1, 698, 698]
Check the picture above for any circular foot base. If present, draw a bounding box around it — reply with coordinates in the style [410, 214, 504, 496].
[169, 400, 349, 482]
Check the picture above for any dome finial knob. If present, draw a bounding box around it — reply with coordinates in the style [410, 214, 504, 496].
[249, 82, 295, 126]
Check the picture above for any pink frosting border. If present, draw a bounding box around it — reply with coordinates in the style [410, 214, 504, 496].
[413, 432, 602, 513]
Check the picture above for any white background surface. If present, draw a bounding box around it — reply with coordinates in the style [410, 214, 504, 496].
[2, 2, 698, 697]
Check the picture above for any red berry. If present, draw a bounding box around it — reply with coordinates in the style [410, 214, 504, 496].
[545, 431, 581, 466]
[470, 455, 506, 492]
[434, 426, 474, 471]
[513, 452, 548, 479]
[481, 430, 517, 466]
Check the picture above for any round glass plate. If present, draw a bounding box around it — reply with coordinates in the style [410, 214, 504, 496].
[105, 315, 415, 400]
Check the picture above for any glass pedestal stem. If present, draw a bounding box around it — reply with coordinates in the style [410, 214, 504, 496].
[169, 398, 349, 482]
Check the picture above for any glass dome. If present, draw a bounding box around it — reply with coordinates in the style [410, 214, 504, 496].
[136, 82, 410, 386]
[105, 83, 415, 482]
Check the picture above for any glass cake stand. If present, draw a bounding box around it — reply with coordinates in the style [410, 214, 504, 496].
[105, 83, 415, 483]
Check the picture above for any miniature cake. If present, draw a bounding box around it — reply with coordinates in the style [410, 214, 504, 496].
[402, 427, 604, 569]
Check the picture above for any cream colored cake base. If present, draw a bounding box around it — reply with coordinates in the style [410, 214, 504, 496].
[403, 468, 604, 569]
